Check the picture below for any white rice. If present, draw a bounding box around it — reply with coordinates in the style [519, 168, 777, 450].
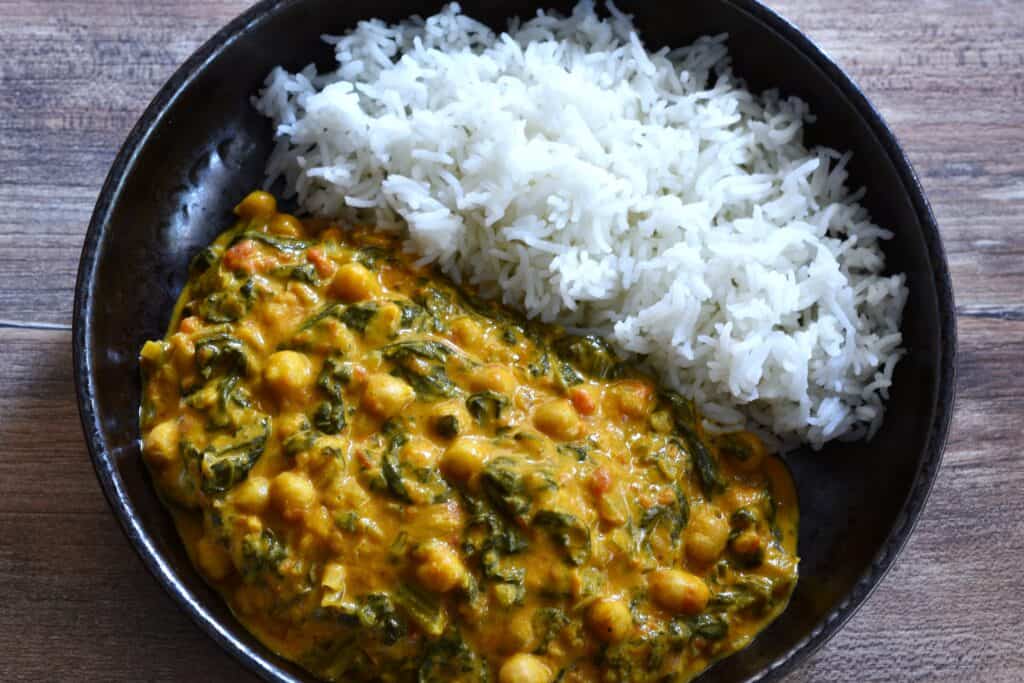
[253, 1, 908, 449]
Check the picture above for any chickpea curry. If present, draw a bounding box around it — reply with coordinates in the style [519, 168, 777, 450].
[139, 191, 799, 682]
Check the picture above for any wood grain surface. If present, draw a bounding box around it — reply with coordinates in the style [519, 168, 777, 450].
[1, 0, 1022, 681]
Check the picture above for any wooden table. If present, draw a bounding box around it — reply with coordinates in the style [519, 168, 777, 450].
[2, 1, 1022, 680]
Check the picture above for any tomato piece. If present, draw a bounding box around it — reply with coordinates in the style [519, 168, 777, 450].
[590, 467, 612, 496]
[223, 239, 258, 273]
[307, 247, 337, 278]
[569, 386, 597, 416]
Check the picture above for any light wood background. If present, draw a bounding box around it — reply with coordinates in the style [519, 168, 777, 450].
[2, 0, 1022, 680]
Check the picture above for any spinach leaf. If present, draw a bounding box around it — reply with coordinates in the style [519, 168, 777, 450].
[381, 436, 412, 504]
[690, 437, 725, 498]
[314, 399, 346, 434]
[317, 357, 352, 400]
[393, 584, 446, 637]
[532, 608, 570, 655]
[298, 303, 345, 331]
[356, 246, 392, 268]
[381, 340, 454, 363]
[557, 360, 583, 389]
[272, 262, 318, 284]
[339, 302, 380, 334]
[297, 302, 382, 334]
[198, 417, 269, 494]
[528, 351, 551, 379]
[239, 527, 287, 581]
[465, 391, 508, 425]
[396, 300, 428, 332]
[353, 593, 406, 646]
[416, 630, 487, 683]
[480, 458, 531, 518]
[184, 373, 251, 430]
[646, 619, 691, 670]
[189, 246, 218, 276]
[434, 414, 460, 439]
[382, 341, 460, 399]
[463, 507, 528, 559]
[397, 365, 459, 399]
[658, 391, 725, 497]
[709, 577, 774, 614]
[690, 613, 729, 641]
[532, 510, 591, 566]
[639, 484, 689, 549]
[235, 230, 310, 254]
[197, 277, 254, 323]
[557, 443, 589, 462]
[194, 333, 248, 379]
[462, 501, 528, 604]
[283, 425, 317, 457]
[554, 334, 619, 380]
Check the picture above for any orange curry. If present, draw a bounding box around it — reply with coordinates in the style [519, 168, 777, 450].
[139, 191, 799, 682]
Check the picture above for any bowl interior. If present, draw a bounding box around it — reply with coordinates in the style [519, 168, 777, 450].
[75, 1, 955, 681]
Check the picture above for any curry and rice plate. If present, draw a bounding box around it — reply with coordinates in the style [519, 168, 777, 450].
[138, 1, 911, 679]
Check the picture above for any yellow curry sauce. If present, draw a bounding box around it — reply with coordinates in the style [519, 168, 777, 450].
[139, 191, 799, 682]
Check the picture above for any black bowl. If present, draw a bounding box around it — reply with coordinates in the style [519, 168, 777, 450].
[73, 1, 956, 680]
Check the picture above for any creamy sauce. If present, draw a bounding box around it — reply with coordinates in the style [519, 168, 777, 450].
[139, 191, 799, 682]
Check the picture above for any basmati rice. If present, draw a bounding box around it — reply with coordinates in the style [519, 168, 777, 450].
[253, 1, 908, 448]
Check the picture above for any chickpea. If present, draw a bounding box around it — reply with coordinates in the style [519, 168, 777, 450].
[270, 471, 318, 521]
[451, 316, 483, 350]
[195, 536, 233, 581]
[512, 429, 555, 461]
[731, 529, 765, 566]
[261, 295, 304, 343]
[330, 262, 380, 302]
[233, 320, 267, 353]
[686, 504, 731, 565]
[275, 412, 310, 441]
[533, 399, 581, 441]
[414, 540, 466, 593]
[468, 364, 517, 394]
[234, 190, 276, 218]
[441, 436, 488, 482]
[169, 331, 195, 375]
[498, 653, 552, 683]
[143, 419, 179, 468]
[402, 438, 440, 468]
[647, 569, 710, 614]
[649, 410, 673, 434]
[611, 380, 652, 418]
[231, 475, 270, 513]
[596, 492, 629, 527]
[587, 598, 633, 643]
[410, 502, 464, 538]
[365, 302, 401, 344]
[506, 610, 536, 652]
[362, 373, 414, 418]
[304, 505, 334, 540]
[269, 213, 302, 237]
[263, 350, 313, 403]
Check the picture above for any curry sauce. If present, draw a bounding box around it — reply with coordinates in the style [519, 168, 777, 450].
[139, 191, 799, 682]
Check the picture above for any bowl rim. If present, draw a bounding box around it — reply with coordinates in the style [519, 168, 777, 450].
[73, 0, 957, 681]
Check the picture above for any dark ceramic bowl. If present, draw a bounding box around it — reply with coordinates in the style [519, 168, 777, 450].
[73, 1, 956, 680]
